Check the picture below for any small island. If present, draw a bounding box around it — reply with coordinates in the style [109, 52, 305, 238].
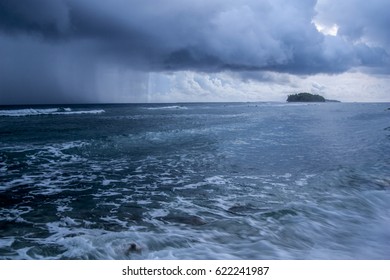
[287, 92, 325, 102]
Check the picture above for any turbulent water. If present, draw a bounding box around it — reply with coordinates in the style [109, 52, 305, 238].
[0, 102, 389, 260]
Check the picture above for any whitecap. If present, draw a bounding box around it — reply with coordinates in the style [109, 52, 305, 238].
[0, 108, 58, 116]
[52, 109, 105, 115]
[0, 108, 105, 117]
[205, 176, 230, 185]
[144, 106, 188, 110]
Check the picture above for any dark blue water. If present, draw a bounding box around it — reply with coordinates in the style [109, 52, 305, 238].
[0, 102, 389, 259]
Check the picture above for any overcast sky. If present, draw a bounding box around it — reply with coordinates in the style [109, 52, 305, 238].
[0, 0, 389, 104]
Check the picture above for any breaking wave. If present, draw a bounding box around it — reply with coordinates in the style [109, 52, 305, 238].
[144, 106, 188, 110]
[0, 108, 105, 117]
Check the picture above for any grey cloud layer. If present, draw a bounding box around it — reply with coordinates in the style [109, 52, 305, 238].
[2, 0, 388, 73]
[0, 0, 389, 103]
[315, 0, 390, 47]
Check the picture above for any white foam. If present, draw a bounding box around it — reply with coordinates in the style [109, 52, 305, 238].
[93, 190, 121, 197]
[279, 173, 292, 178]
[0, 238, 14, 248]
[148, 209, 169, 218]
[295, 178, 308, 186]
[173, 182, 207, 190]
[102, 179, 114, 186]
[58, 141, 88, 150]
[137, 200, 152, 205]
[100, 216, 128, 228]
[144, 106, 188, 110]
[52, 109, 105, 115]
[0, 206, 33, 222]
[0, 108, 58, 116]
[295, 174, 316, 187]
[0, 108, 105, 117]
[57, 205, 73, 213]
[62, 217, 81, 226]
[0, 177, 35, 191]
[205, 176, 230, 185]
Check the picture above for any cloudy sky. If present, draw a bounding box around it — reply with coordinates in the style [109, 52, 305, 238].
[0, 0, 389, 104]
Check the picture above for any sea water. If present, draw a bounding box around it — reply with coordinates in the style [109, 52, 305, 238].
[0, 102, 389, 259]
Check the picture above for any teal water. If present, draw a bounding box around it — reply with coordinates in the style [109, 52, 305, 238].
[0, 102, 389, 259]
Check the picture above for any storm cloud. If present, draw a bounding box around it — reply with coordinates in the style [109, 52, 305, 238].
[0, 0, 389, 104]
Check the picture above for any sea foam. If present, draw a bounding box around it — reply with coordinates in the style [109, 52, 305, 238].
[0, 108, 105, 117]
[144, 105, 188, 110]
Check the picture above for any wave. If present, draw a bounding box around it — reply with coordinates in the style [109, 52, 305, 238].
[0, 108, 105, 117]
[144, 106, 188, 110]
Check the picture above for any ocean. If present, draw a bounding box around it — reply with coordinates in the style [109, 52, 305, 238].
[0, 102, 389, 259]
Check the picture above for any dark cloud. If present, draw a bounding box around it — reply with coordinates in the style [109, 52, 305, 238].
[0, 0, 70, 38]
[314, 0, 390, 73]
[0, 35, 97, 104]
[0, 0, 389, 104]
[3, 0, 386, 73]
[315, 0, 390, 48]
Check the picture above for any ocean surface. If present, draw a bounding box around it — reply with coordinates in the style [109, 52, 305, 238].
[0, 102, 389, 260]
